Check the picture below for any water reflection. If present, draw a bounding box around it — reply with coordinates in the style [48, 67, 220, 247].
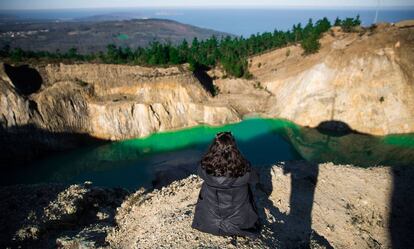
[281, 123, 414, 249]
[3, 118, 414, 189]
[3, 119, 300, 189]
[283, 125, 414, 167]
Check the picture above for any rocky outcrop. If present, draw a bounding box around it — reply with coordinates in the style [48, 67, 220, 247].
[248, 23, 414, 135]
[0, 63, 240, 161]
[106, 162, 412, 249]
[0, 77, 31, 128]
[1, 63, 240, 140]
[3, 162, 407, 248]
[107, 162, 391, 248]
[0, 182, 128, 248]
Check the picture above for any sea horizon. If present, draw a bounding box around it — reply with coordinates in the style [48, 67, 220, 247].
[1, 7, 414, 37]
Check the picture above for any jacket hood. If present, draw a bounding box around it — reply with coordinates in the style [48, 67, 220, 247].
[197, 165, 258, 188]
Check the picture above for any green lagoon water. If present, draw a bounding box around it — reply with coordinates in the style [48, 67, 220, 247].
[4, 118, 414, 189]
[117, 34, 129, 40]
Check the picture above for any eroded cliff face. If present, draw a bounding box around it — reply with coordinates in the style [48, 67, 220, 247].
[1, 63, 240, 142]
[247, 22, 414, 135]
[1, 22, 413, 162]
[0, 78, 31, 128]
[0, 63, 240, 162]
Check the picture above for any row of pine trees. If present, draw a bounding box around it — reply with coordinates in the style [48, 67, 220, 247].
[0, 16, 361, 78]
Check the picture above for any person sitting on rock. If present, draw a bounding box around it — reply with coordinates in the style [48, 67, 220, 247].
[192, 131, 260, 238]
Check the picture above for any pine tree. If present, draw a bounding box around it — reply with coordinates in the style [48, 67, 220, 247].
[334, 17, 342, 26]
[301, 32, 320, 55]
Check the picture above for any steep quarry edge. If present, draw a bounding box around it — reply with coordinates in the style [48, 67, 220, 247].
[0, 63, 241, 140]
[0, 63, 241, 162]
[244, 22, 414, 135]
[1, 162, 412, 248]
[1, 22, 414, 162]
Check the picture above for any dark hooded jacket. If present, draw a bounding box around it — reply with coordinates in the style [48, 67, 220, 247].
[192, 165, 260, 237]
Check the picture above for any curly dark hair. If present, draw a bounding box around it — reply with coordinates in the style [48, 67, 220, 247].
[200, 132, 251, 177]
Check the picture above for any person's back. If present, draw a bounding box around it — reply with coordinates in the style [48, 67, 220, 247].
[192, 132, 260, 237]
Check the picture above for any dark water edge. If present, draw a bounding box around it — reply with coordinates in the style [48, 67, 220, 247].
[1, 118, 413, 189]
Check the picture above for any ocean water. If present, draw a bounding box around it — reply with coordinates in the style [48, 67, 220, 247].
[1, 8, 414, 37]
[2, 118, 413, 189]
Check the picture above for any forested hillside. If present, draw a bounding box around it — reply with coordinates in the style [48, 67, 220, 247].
[1, 16, 361, 77]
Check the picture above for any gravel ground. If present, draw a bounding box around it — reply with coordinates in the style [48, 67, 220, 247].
[106, 161, 403, 249]
[2, 161, 412, 248]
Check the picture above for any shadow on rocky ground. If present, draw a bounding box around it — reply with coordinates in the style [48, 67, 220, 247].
[255, 162, 333, 249]
[2, 161, 414, 248]
[390, 166, 414, 249]
[106, 162, 354, 248]
[0, 183, 128, 248]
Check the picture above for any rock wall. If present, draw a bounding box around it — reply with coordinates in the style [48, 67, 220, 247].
[249, 23, 414, 135]
[0, 78, 31, 128]
[0, 63, 240, 161]
[1, 63, 240, 141]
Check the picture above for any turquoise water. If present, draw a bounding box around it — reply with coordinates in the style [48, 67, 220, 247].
[3, 118, 414, 189]
[117, 34, 129, 40]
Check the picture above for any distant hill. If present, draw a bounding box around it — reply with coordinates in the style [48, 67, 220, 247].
[0, 19, 232, 54]
[74, 13, 146, 22]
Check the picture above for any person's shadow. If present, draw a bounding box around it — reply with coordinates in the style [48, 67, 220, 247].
[254, 161, 333, 249]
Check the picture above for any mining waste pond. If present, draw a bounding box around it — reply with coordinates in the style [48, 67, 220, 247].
[3, 118, 414, 189]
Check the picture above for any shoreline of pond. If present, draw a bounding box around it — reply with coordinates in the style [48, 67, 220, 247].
[2, 118, 414, 189]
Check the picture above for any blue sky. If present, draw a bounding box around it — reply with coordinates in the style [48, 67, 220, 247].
[1, 0, 413, 10]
